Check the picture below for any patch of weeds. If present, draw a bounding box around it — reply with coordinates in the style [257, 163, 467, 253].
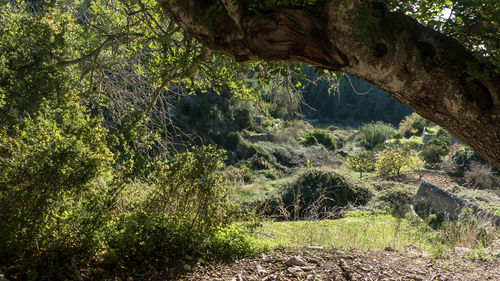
[255, 210, 437, 253]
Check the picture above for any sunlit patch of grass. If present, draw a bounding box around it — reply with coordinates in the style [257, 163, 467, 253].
[229, 176, 296, 204]
[489, 206, 500, 215]
[255, 210, 437, 253]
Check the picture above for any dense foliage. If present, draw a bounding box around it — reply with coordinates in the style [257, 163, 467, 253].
[355, 122, 396, 149]
[302, 129, 337, 151]
[0, 3, 257, 279]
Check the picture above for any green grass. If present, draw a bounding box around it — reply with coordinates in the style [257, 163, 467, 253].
[254, 210, 437, 253]
[229, 176, 295, 204]
[488, 206, 500, 215]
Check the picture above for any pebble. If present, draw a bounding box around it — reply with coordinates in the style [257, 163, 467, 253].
[285, 256, 306, 266]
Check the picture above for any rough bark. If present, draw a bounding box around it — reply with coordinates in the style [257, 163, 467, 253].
[157, 0, 500, 168]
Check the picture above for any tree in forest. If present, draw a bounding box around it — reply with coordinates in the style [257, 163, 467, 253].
[155, 0, 500, 169]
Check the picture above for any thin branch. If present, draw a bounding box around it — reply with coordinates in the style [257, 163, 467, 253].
[144, 46, 212, 117]
[56, 33, 143, 68]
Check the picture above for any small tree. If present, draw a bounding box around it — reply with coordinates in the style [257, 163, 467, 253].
[346, 152, 375, 178]
[375, 145, 418, 176]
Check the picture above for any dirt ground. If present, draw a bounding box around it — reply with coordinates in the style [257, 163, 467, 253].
[172, 248, 500, 281]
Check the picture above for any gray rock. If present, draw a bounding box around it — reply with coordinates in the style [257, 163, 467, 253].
[414, 182, 500, 227]
[256, 265, 267, 274]
[422, 132, 433, 143]
[183, 264, 192, 271]
[286, 266, 304, 274]
[285, 256, 306, 266]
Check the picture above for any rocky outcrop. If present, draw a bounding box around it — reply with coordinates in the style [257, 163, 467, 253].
[414, 182, 500, 227]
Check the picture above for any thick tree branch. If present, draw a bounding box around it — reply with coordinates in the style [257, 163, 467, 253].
[156, 0, 500, 169]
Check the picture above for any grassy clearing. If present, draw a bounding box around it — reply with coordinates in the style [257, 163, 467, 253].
[229, 176, 296, 204]
[254, 210, 437, 253]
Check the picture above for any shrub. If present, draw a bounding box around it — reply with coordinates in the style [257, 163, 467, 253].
[439, 207, 496, 248]
[434, 127, 453, 145]
[303, 129, 337, 151]
[398, 113, 429, 137]
[246, 142, 305, 173]
[273, 169, 373, 220]
[0, 10, 117, 278]
[376, 186, 415, 217]
[179, 97, 223, 124]
[451, 146, 488, 173]
[420, 140, 448, 165]
[356, 122, 395, 149]
[0, 108, 114, 278]
[464, 161, 499, 189]
[107, 146, 255, 264]
[0, 8, 73, 124]
[233, 101, 255, 129]
[226, 131, 241, 150]
[346, 151, 375, 178]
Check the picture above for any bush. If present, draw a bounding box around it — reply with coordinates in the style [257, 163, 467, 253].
[439, 207, 496, 248]
[179, 96, 223, 124]
[247, 142, 305, 173]
[356, 122, 395, 149]
[226, 131, 241, 150]
[420, 140, 448, 165]
[346, 151, 375, 178]
[303, 129, 337, 151]
[233, 101, 255, 129]
[107, 146, 255, 264]
[451, 146, 488, 174]
[271, 169, 373, 220]
[398, 113, 429, 137]
[0, 10, 118, 278]
[0, 108, 114, 278]
[434, 128, 453, 145]
[0, 8, 72, 124]
[375, 185, 415, 217]
[464, 161, 499, 189]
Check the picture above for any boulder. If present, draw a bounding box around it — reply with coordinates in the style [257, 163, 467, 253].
[414, 182, 500, 227]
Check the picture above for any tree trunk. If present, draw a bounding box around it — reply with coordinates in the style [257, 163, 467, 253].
[157, 0, 500, 168]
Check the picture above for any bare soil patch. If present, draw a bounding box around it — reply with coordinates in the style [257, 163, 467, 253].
[172, 248, 499, 281]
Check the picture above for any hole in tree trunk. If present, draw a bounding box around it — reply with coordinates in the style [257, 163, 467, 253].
[460, 74, 493, 110]
[373, 43, 388, 58]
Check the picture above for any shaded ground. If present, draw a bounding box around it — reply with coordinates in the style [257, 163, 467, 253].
[172, 248, 499, 281]
[379, 170, 461, 188]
